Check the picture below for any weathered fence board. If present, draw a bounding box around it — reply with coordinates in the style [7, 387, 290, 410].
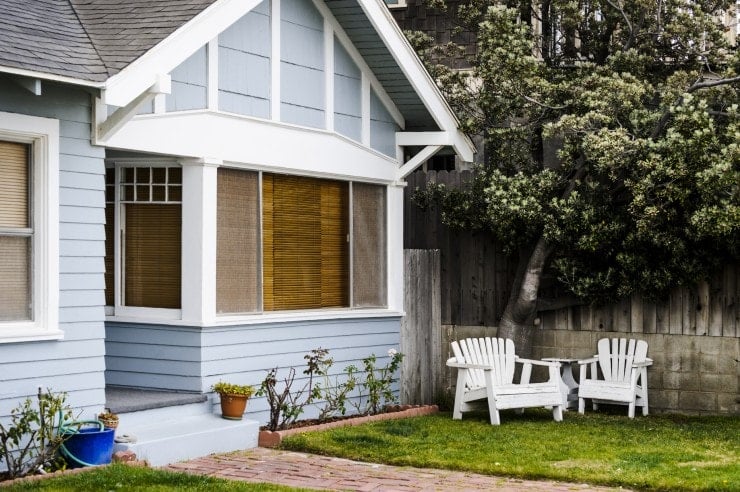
[400, 249, 442, 405]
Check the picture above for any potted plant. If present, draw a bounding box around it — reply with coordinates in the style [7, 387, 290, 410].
[211, 381, 255, 420]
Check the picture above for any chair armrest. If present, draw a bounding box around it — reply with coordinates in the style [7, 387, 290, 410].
[516, 357, 561, 367]
[632, 358, 653, 368]
[446, 359, 493, 370]
[577, 356, 598, 365]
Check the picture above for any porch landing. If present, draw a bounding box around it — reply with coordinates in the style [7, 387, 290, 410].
[106, 386, 259, 466]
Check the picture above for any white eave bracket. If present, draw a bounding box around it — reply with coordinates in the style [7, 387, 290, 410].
[13, 76, 42, 95]
[395, 130, 475, 180]
[95, 74, 171, 144]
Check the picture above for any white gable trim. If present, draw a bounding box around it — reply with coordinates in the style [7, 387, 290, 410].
[359, 0, 475, 162]
[104, 0, 263, 107]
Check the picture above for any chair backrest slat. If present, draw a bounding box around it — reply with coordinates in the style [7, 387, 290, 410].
[504, 338, 515, 384]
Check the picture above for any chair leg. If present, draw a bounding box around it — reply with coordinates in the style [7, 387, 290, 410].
[578, 397, 585, 414]
[452, 370, 467, 420]
[592, 402, 599, 411]
[552, 405, 563, 422]
[628, 401, 636, 419]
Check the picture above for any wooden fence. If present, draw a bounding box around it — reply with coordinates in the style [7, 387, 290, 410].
[404, 170, 739, 337]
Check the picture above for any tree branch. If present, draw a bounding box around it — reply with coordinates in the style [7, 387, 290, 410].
[604, 0, 634, 49]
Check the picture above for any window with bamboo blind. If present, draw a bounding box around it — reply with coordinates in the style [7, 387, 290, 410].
[0, 141, 31, 321]
[216, 168, 260, 313]
[262, 174, 349, 311]
[104, 166, 182, 310]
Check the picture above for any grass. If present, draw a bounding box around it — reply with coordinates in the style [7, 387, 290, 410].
[280, 409, 740, 491]
[1, 464, 309, 491]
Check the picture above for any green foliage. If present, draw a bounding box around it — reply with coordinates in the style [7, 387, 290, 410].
[351, 350, 404, 416]
[256, 348, 328, 431]
[1, 463, 309, 491]
[0, 389, 73, 480]
[210, 382, 256, 398]
[412, 0, 739, 304]
[257, 348, 404, 430]
[282, 411, 740, 491]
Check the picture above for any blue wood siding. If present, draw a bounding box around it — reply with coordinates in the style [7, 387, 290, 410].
[0, 78, 106, 419]
[333, 38, 361, 141]
[219, 1, 271, 118]
[280, 0, 325, 128]
[105, 322, 203, 392]
[370, 89, 398, 157]
[202, 317, 402, 424]
[167, 46, 208, 112]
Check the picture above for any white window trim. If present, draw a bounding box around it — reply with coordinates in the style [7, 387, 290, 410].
[107, 160, 183, 321]
[0, 111, 60, 343]
[385, 0, 408, 10]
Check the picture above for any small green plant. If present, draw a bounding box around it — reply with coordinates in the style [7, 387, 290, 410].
[210, 381, 256, 398]
[0, 388, 73, 480]
[257, 348, 328, 431]
[352, 349, 404, 415]
[311, 356, 358, 421]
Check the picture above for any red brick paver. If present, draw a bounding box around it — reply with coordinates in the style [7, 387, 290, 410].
[167, 448, 626, 491]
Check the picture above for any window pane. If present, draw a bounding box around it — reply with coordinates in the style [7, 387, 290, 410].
[263, 174, 349, 311]
[0, 141, 29, 228]
[352, 183, 386, 307]
[124, 204, 181, 309]
[0, 236, 31, 321]
[216, 168, 260, 313]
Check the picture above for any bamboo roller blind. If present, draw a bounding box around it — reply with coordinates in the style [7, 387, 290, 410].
[216, 168, 260, 313]
[124, 204, 181, 309]
[262, 174, 349, 311]
[0, 141, 31, 321]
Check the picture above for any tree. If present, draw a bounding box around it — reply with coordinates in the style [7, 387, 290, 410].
[409, 0, 739, 353]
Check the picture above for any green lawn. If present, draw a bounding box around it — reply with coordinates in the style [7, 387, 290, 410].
[1, 464, 308, 491]
[280, 410, 740, 491]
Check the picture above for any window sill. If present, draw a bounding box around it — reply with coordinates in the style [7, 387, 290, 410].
[105, 308, 405, 327]
[0, 326, 64, 344]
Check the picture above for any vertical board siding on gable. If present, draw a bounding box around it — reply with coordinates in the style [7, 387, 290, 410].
[333, 38, 362, 141]
[201, 317, 402, 423]
[281, 0, 325, 128]
[370, 90, 398, 157]
[0, 79, 106, 418]
[105, 322, 203, 392]
[219, 0, 271, 118]
[167, 46, 208, 112]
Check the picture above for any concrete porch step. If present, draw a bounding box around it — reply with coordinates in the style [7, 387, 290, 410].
[113, 413, 259, 466]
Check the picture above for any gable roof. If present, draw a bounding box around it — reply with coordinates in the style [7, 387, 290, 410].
[0, 0, 475, 159]
[0, 0, 215, 83]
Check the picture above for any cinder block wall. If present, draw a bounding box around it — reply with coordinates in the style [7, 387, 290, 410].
[441, 326, 739, 415]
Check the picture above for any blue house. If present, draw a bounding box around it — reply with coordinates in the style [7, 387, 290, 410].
[0, 0, 473, 465]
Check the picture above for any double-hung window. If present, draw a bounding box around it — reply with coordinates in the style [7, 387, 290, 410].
[0, 112, 59, 341]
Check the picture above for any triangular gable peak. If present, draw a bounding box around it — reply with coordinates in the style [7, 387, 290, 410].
[98, 0, 474, 176]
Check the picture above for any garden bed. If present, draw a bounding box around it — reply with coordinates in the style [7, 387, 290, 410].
[258, 404, 439, 447]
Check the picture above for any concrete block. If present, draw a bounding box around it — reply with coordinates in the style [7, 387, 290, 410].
[538, 330, 556, 348]
[720, 337, 739, 358]
[700, 354, 718, 373]
[680, 352, 700, 372]
[663, 351, 682, 371]
[717, 394, 739, 414]
[716, 355, 739, 375]
[698, 336, 722, 355]
[678, 372, 700, 392]
[679, 392, 717, 412]
[663, 371, 681, 390]
[699, 374, 721, 392]
[653, 390, 678, 410]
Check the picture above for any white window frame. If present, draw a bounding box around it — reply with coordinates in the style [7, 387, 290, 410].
[107, 160, 183, 321]
[0, 111, 60, 343]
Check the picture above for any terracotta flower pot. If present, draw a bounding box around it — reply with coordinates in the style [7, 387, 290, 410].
[218, 393, 249, 420]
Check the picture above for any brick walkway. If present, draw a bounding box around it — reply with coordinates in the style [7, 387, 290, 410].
[167, 448, 625, 491]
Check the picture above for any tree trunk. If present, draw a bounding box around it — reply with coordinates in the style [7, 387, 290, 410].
[498, 235, 553, 357]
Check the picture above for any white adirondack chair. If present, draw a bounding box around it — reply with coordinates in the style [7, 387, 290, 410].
[577, 338, 653, 418]
[446, 337, 564, 425]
